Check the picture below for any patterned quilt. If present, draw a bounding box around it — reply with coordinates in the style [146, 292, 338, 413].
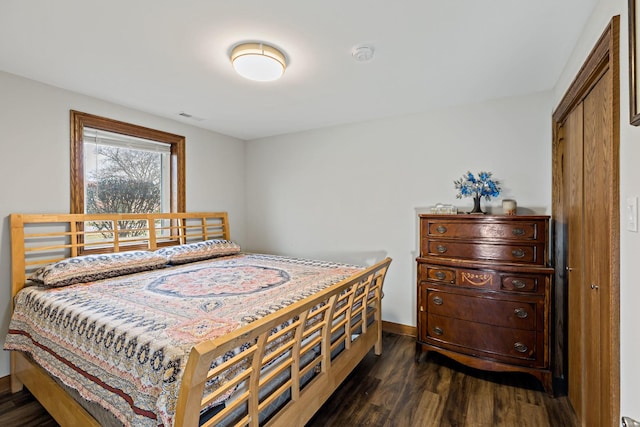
[4, 253, 363, 426]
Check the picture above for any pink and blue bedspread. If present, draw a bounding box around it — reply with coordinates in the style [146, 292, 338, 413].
[4, 253, 362, 426]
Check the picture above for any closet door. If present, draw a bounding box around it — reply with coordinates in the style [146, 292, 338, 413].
[564, 67, 616, 427]
[564, 102, 584, 420]
[582, 70, 613, 427]
[552, 17, 619, 427]
[565, 72, 612, 427]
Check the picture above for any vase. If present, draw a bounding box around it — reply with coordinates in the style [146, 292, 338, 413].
[502, 199, 517, 215]
[469, 196, 484, 214]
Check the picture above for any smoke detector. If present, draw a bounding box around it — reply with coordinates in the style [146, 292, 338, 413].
[352, 45, 375, 62]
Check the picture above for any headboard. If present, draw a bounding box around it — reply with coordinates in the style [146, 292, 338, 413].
[10, 212, 230, 298]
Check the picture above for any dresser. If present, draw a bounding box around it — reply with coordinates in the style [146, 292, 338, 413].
[416, 214, 554, 394]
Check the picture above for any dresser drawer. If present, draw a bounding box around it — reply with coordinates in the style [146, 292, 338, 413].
[427, 290, 539, 330]
[423, 218, 546, 242]
[423, 240, 545, 265]
[419, 263, 549, 295]
[418, 263, 456, 284]
[500, 274, 545, 293]
[425, 314, 541, 362]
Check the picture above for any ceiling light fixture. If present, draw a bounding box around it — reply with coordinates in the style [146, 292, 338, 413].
[231, 42, 286, 82]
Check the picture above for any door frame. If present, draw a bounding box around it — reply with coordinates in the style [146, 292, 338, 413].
[551, 16, 620, 427]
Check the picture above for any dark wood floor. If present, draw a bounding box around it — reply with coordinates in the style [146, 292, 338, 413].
[0, 332, 579, 427]
[0, 384, 58, 427]
[307, 332, 578, 427]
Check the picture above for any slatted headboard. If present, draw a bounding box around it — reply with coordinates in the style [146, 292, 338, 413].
[10, 212, 230, 298]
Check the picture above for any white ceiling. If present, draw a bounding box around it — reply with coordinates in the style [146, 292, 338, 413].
[0, 1, 598, 140]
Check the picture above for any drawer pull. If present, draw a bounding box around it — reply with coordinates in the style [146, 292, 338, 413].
[514, 308, 528, 319]
[512, 228, 526, 236]
[436, 225, 447, 234]
[435, 271, 446, 280]
[432, 296, 443, 305]
[511, 249, 525, 258]
[512, 279, 527, 289]
[514, 342, 529, 353]
[432, 326, 443, 336]
[436, 245, 447, 254]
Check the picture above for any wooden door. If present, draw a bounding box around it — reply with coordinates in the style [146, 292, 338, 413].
[583, 70, 612, 427]
[563, 102, 585, 419]
[552, 17, 619, 427]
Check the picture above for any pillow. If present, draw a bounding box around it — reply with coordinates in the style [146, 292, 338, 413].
[29, 251, 168, 287]
[155, 239, 241, 265]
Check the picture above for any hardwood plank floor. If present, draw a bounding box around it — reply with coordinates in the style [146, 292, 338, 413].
[0, 332, 579, 426]
[307, 332, 579, 427]
[0, 385, 57, 427]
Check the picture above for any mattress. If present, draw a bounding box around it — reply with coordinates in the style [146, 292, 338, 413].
[4, 253, 363, 426]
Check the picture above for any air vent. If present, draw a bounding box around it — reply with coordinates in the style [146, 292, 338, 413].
[178, 112, 204, 121]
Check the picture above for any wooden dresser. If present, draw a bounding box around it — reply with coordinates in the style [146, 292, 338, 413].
[416, 214, 554, 394]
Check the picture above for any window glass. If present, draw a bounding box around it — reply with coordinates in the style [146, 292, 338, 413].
[83, 127, 171, 215]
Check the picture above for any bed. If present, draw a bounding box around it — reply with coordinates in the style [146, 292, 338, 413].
[4, 212, 391, 426]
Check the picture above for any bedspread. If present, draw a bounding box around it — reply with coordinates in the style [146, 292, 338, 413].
[4, 253, 362, 426]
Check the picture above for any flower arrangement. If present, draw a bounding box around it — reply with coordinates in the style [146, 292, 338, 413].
[454, 171, 501, 201]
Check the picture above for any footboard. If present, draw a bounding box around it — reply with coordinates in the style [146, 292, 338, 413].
[174, 257, 392, 427]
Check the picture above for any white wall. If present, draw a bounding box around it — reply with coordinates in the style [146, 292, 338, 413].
[0, 71, 246, 378]
[552, 0, 637, 422]
[245, 90, 553, 327]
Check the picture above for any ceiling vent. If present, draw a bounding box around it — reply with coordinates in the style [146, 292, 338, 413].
[178, 112, 204, 121]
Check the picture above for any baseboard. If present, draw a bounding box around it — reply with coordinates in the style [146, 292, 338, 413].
[0, 375, 10, 393]
[382, 320, 416, 337]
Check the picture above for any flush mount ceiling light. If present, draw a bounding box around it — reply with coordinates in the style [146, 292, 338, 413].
[231, 42, 286, 82]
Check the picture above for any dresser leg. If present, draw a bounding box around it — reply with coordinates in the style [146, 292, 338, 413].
[539, 371, 554, 396]
[415, 342, 426, 362]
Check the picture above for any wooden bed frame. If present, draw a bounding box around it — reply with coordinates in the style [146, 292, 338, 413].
[8, 212, 391, 427]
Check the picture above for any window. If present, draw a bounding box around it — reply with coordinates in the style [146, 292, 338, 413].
[71, 111, 185, 248]
[71, 110, 185, 215]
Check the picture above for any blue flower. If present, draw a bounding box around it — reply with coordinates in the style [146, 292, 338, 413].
[454, 171, 501, 201]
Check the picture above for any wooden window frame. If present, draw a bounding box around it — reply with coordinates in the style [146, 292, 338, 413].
[70, 110, 185, 214]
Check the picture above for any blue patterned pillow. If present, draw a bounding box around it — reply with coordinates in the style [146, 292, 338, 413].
[155, 239, 241, 265]
[29, 251, 168, 287]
